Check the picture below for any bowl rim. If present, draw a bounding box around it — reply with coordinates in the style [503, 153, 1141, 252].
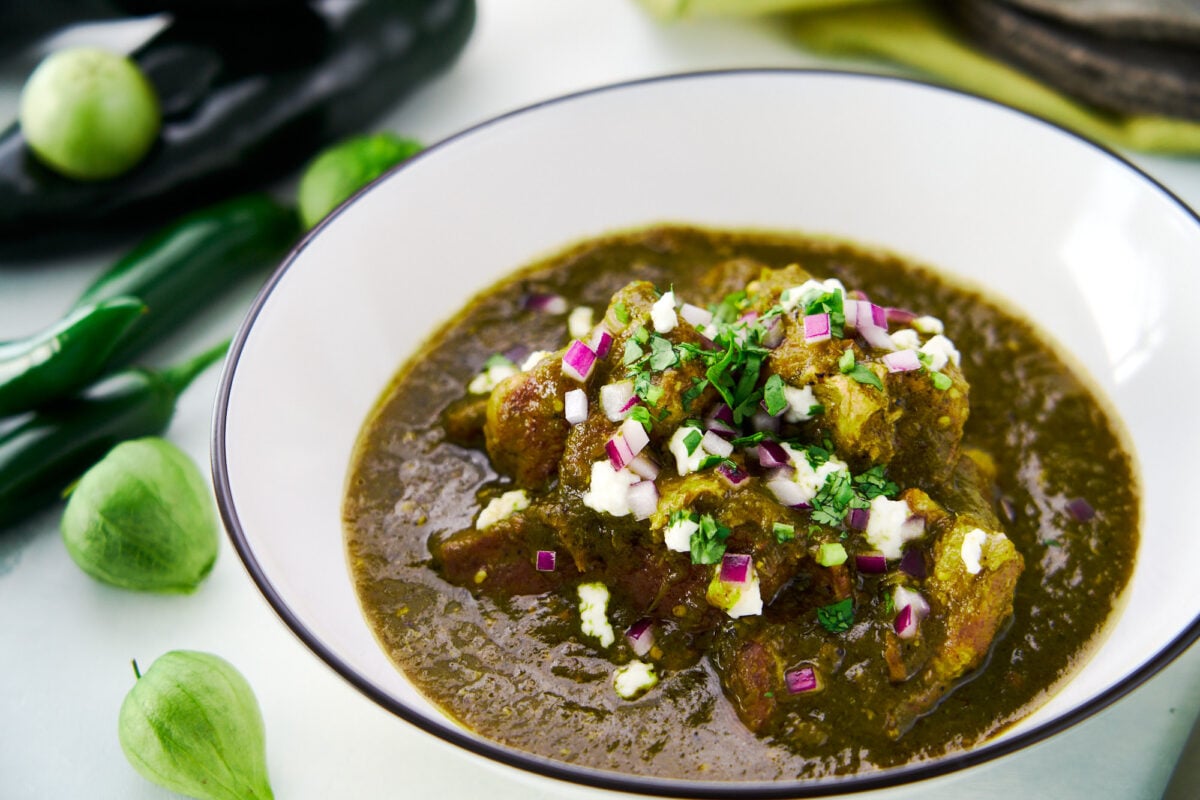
[211, 68, 1200, 797]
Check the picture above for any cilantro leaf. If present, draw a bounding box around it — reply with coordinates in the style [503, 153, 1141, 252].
[648, 335, 678, 371]
[817, 597, 854, 633]
[853, 465, 898, 500]
[690, 514, 731, 565]
[762, 374, 788, 417]
[683, 428, 704, 455]
[773, 522, 796, 543]
[613, 301, 630, 325]
[846, 363, 883, 390]
[627, 405, 653, 431]
[623, 340, 644, 366]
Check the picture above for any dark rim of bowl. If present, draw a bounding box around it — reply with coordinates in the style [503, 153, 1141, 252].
[212, 68, 1200, 798]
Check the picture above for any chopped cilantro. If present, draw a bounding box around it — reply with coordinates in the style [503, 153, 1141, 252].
[682, 428, 704, 455]
[613, 301, 630, 325]
[773, 522, 796, 543]
[762, 374, 789, 417]
[648, 335, 678, 371]
[808, 402, 826, 416]
[930, 371, 953, 391]
[730, 431, 769, 447]
[838, 347, 883, 390]
[853, 465, 898, 500]
[698, 454, 735, 471]
[817, 597, 854, 634]
[711, 291, 749, 325]
[627, 405, 653, 431]
[690, 514, 731, 565]
[643, 383, 664, 406]
[681, 377, 708, 411]
[882, 591, 896, 616]
[632, 325, 650, 345]
[623, 340, 644, 365]
[810, 469, 860, 527]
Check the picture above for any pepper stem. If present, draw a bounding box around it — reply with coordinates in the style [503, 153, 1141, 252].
[159, 339, 231, 396]
[131, 658, 141, 680]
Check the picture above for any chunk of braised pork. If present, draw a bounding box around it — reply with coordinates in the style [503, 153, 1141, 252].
[441, 394, 489, 448]
[430, 501, 577, 596]
[882, 519, 1023, 738]
[693, 257, 774, 306]
[650, 471, 811, 601]
[483, 354, 572, 488]
[766, 342, 969, 486]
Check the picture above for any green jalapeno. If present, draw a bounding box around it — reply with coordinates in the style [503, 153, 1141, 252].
[0, 296, 146, 418]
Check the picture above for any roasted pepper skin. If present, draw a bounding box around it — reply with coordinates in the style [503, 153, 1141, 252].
[0, 0, 475, 246]
[0, 296, 146, 418]
[73, 193, 299, 367]
[0, 341, 226, 531]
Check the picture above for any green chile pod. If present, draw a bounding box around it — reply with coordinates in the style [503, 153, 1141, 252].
[119, 650, 274, 800]
[61, 436, 217, 592]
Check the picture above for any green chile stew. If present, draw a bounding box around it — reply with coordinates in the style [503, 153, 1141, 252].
[344, 226, 1138, 780]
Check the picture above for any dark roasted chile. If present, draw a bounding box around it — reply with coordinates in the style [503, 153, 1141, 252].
[0, 0, 475, 248]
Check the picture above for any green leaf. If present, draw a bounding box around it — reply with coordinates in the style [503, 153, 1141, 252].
[853, 465, 898, 500]
[690, 514, 731, 565]
[648, 335, 678, 371]
[838, 347, 856, 373]
[847, 364, 883, 390]
[773, 522, 796, 543]
[683, 428, 704, 455]
[762, 374, 788, 417]
[817, 597, 854, 634]
[623, 340, 645, 365]
[627, 405, 653, 431]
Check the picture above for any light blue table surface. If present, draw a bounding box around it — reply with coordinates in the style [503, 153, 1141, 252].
[2, 2, 1198, 798]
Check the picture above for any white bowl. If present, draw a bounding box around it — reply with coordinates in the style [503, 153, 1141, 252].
[213, 70, 1200, 797]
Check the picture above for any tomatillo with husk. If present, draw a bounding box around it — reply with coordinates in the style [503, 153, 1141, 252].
[119, 650, 274, 800]
[61, 436, 217, 593]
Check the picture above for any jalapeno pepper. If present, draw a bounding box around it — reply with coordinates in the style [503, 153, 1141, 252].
[0, 0, 475, 246]
[0, 296, 146, 418]
[0, 340, 227, 530]
[73, 192, 299, 367]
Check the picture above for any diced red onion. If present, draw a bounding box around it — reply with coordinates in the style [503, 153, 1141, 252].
[847, 506, 870, 531]
[524, 293, 568, 314]
[894, 604, 917, 639]
[752, 410, 781, 434]
[563, 388, 588, 425]
[899, 547, 927, 579]
[862, 302, 888, 330]
[680, 303, 713, 328]
[621, 417, 649, 452]
[1066, 497, 1095, 522]
[883, 349, 922, 373]
[707, 403, 734, 426]
[761, 315, 784, 349]
[590, 327, 614, 359]
[738, 311, 760, 325]
[893, 587, 930, 640]
[502, 344, 531, 365]
[803, 312, 832, 343]
[858, 324, 896, 351]
[705, 417, 738, 439]
[606, 436, 634, 471]
[855, 552, 887, 574]
[785, 666, 818, 694]
[627, 480, 659, 520]
[886, 307, 919, 326]
[600, 381, 636, 421]
[562, 340, 597, 382]
[628, 453, 661, 481]
[701, 430, 734, 458]
[717, 462, 748, 486]
[625, 618, 655, 657]
[720, 553, 752, 584]
[757, 441, 789, 469]
[535, 550, 557, 572]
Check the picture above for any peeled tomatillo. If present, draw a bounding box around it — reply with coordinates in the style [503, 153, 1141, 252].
[61, 437, 217, 593]
[119, 650, 274, 800]
[19, 46, 161, 180]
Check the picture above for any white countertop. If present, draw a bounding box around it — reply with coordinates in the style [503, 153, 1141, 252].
[2, 2, 1199, 798]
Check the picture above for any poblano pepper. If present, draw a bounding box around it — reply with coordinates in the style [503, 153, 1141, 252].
[0, 0, 475, 246]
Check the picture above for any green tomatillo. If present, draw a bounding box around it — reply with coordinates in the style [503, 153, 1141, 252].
[119, 650, 274, 800]
[61, 437, 217, 593]
[19, 46, 161, 180]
